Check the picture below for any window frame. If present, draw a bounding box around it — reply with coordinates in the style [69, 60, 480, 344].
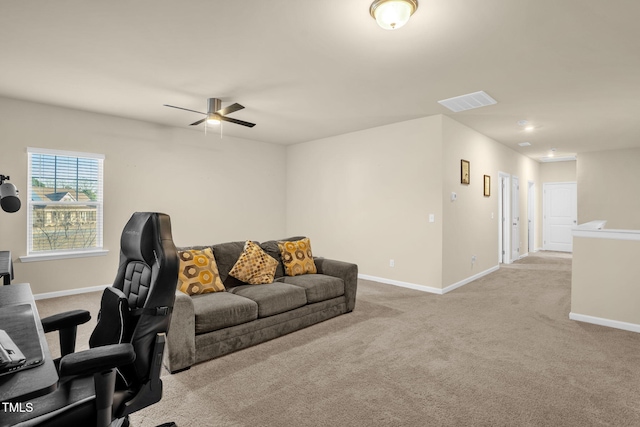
[20, 147, 108, 263]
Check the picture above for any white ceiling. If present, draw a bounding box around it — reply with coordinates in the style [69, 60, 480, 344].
[2, 0, 639, 161]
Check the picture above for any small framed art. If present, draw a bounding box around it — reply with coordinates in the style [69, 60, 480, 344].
[461, 160, 470, 184]
[484, 175, 491, 197]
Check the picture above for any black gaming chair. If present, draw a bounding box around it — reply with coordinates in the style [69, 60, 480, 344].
[8, 212, 179, 427]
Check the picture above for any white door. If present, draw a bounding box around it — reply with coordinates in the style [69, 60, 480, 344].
[498, 173, 510, 264]
[511, 176, 520, 260]
[528, 181, 535, 254]
[543, 182, 577, 252]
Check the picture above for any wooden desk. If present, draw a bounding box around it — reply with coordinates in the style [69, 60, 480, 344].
[0, 283, 58, 402]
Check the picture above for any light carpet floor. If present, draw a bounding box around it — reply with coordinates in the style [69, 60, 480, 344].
[35, 252, 640, 426]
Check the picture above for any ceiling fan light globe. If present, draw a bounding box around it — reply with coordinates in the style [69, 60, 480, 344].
[207, 114, 220, 125]
[370, 0, 417, 30]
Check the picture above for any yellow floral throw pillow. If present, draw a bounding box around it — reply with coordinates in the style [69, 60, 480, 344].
[278, 238, 317, 276]
[177, 248, 225, 295]
[229, 241, 279, 285]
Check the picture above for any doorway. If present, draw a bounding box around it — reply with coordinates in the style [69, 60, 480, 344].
[543, 182, 577, 252]
[527, 181, 536, 254]
[498, 172, 511, 264]
[511, 176, 520, 261]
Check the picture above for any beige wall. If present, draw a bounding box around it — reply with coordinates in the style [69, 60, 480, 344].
[286, 116, 444, 288]
[0, 97, 286, 294]
[540, 160, 576, 183]
[2, 96, 550, 295]
[441, 116, 541, 286]
[286, 115, 541, 290]
[577, 148, 640, 229]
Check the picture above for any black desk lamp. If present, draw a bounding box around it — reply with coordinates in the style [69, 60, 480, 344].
[0, 175, 20, 213]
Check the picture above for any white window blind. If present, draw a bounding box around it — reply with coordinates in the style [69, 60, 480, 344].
[26, 148, 104, 257]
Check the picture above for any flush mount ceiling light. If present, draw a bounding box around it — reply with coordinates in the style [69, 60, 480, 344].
[370, 0, 418, 30]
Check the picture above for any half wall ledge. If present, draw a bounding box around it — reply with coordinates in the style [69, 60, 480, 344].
[571, 222, 640, 332]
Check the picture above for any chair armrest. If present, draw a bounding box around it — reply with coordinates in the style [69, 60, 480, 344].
[314, 258, 358, 312]
[41, 309, 91, 333]
[163, 290, 196, 373]
[59, 343, 135, 377]
[42, 309, 92, 357]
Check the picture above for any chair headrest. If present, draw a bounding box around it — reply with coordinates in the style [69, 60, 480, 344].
[120, 212, 157, 265]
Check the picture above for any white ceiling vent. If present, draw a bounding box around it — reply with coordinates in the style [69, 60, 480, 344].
[438, 91, 497, 112]
[539, 155, 577, 163]
[518, 142, 532, 147]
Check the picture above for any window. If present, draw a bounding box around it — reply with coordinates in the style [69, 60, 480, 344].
[24, 148, 105, 261]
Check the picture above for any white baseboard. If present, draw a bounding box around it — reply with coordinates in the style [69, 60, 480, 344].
[358, 274, 445, 294]
[442, 265, 500, 294]
[569, 312, 640, 334]
[359, 265, 499, 296]
[33, 284, 109, 301]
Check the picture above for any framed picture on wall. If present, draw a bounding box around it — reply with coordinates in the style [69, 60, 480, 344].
[484, 175, 491, 196]
[461, 160, 470, 184]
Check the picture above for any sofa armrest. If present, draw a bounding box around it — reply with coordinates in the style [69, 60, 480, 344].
[314, 258, 358, 312]
[163, 290, 196, 373]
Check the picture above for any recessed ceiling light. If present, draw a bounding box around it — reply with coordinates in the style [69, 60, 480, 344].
[518, 142, 531, 147]
[437, 91, 497, 113]
[524, 126, 535, 132]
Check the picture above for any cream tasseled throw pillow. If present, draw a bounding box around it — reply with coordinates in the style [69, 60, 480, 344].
[229, 241, 279, 285]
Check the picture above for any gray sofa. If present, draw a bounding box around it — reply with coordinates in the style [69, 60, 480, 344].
[163, 237, 358, 373]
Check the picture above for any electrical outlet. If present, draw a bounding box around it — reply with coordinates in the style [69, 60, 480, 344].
[471, 255, 477, 263]
[389, 259, 395, 267]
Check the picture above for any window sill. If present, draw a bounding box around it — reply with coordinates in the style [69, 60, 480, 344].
[19, 249, 109, 263]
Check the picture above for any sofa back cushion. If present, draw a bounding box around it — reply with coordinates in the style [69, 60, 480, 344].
[211, 241, 247, 288]
[179, 237, 308, 289]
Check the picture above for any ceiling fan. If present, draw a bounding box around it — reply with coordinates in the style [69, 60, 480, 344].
[164, 98, 256, 128]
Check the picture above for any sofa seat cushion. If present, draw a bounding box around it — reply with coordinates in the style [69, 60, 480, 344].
[229, 282, 307, 318]
[282, 274, 345, 304]
[192, 292, 258, 334]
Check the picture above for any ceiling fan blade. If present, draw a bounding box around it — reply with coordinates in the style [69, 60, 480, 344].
[164, 104, 206, 115]
[190, 118, 207, 126]
[219, 116, 256, 128]
[216, 103, 244, 116]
